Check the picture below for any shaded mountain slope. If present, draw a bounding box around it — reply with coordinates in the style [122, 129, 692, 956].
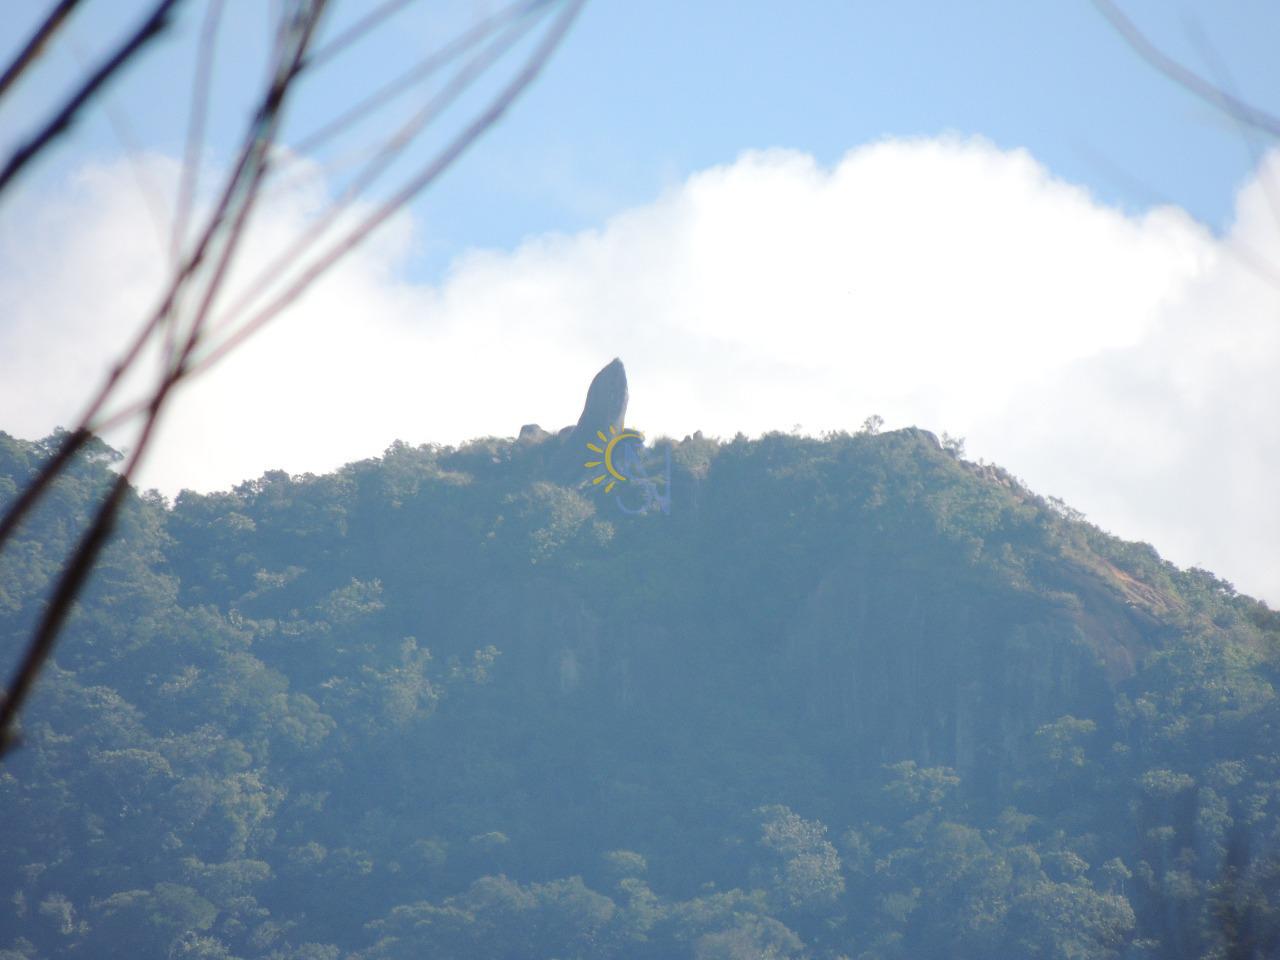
[1, 423, 1278, 959]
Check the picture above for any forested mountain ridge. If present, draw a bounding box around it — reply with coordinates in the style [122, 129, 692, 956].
[1, 422, 1278, 959]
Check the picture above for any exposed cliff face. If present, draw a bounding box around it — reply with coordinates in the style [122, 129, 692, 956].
[783, 555, 1120, 794]
[445, 417, 1196, 809]
[447, 538, 1163, 811]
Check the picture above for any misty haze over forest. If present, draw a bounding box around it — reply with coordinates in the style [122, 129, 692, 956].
[2, 2, 1279, 958]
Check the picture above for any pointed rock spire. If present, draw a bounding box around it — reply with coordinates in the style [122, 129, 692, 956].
[571, 358, 628, 441]
[555, 358, 629, 480]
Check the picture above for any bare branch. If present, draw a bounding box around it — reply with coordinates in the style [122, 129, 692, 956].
[0, 471, 129, 758]
[189, 0, 587, 378]
[0, 1, 302, 553]
[0, 0, 586, 759]
[171, 0, 227, 271]
[0, 0, 331, 758]
[0, 0, 187, 201]
[169, 0, 330, 368]
[292, 0, 540, 158]
[214, 1, 544, 336]
[304, 0, 419, 71]
[0, 0, 85, 100]
[0, 428, 93, 549]
[1092, 0, 1280, 139]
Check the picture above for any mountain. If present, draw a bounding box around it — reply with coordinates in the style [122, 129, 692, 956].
[1, 381, 1278, 959]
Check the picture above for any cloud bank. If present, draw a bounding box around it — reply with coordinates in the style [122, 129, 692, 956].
[1, 137, 1277, 603]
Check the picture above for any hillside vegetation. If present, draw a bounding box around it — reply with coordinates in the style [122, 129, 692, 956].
[1, 425, 1278, 959]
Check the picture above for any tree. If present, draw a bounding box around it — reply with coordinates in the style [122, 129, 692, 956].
[755, 804, 845, 915]
[0, 0, 587, 758]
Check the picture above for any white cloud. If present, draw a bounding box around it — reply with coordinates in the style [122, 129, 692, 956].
[1, 137, 1277, 604]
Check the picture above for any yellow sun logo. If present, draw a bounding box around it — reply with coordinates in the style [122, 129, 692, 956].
[584, 425, 643, 492]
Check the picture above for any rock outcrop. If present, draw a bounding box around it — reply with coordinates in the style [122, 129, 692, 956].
[554, 358, 629, 479]
[567, 358, 628, 446]
[518, 423, 550, 445]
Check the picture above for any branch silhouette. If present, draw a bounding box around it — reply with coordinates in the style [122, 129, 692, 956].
[0, 0, 186, 200]
[0, 0, 85, 100]
[0, 0, 586, 758]
[1092, 0, 1280, 139]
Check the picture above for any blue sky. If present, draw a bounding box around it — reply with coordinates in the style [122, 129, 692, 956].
[7, 1, 1279, 273]
[2, 1, 1279, 603]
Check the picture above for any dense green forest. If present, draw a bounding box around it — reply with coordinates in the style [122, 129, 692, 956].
[1, 421, 1278, 959]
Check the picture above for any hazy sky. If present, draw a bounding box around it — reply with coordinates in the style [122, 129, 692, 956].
[1, 1, 1279, 603]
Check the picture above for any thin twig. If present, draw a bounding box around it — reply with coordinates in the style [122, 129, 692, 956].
[0, 0, 186, 201]
[304, 0, 420, 71]
[171, 0, 227, 274]
[292, 0, 540, 158]
[0, 466, 130, 757]
[85, 0, 584, 435]
[188, 0, 587, 378]
[0, 0, 85, 100]
[171, 1, 329, 368]
[212, 1, 543, 336]
[1, 322, 193, 758]
[0, 429, 93, 549]
[253, 0, 538, 220]
[0, 0, 330, 758]
[1181, 17, 1280, 246]
[0, 1, 320, 550]
[1092, 0, 1280, 139]
[0, 0, 584, 760]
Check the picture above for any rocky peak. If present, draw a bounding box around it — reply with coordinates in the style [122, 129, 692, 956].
[571, 358, 628, 440]
[555, 359, 629, 478]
